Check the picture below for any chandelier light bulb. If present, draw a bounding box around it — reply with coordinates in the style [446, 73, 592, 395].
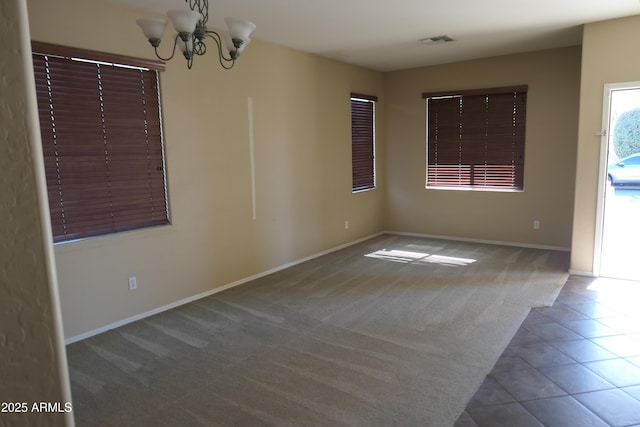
[224, 17, 256, 45]
[167, 9, 202, 34]
[136, 18, 168, 41]
[176, 35, 193, 54]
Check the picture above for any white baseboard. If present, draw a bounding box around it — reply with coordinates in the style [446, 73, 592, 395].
[568, 269, 595, 277]
[65, 231, 384, 345]
[385, 230, 571, 252]
[65, 230, 572, 344]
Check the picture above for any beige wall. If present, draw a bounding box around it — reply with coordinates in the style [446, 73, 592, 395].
[0, 0, 72, 424]
[25, 0, 619, 341]
[571, 15, 640, 274]
[384, 47, 581, 249]
[27, 0, 386, 339]
[10, 0, 640, 419]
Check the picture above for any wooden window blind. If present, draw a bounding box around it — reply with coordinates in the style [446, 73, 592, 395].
[32, 42, 169, 243]
[351, 93, 377, 192]
[423, 86, 527, 190]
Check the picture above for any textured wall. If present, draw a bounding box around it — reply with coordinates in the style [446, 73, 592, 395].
[0, 0, 72, 426]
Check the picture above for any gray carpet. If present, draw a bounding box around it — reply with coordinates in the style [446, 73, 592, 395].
[66, 234, 569, 426]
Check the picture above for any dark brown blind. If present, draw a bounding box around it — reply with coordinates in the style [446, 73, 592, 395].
[351, 94, 377, 191]
[426, 87, 527, 190]
[32, 44, 169, 243]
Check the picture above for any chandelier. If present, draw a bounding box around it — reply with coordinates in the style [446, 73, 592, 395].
[136, 0, 256, 69]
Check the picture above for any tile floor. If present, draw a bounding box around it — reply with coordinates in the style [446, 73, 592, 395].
[455, 275, 640, 427]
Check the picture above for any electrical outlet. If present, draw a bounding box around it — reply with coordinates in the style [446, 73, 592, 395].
[533, 220, 540, 230]
[128, 276, 137, 291]
[345, 220, 350, 230]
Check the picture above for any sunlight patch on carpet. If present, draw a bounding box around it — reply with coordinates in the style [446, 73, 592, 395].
[366, 249, 476, 267]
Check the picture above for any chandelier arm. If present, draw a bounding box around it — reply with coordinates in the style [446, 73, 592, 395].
[152, 36, 181, 62]
[205, 31, 236, 69]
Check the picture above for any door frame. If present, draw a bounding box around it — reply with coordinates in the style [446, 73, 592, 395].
[593, 81, 640, 276]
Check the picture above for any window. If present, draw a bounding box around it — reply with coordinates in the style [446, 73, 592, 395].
[351, 93, 377, 192]
[32, 42, 169, 243]
[423, 86, 527, 190]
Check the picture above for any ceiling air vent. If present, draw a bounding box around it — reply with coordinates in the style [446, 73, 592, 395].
[419, 35, 455, 45]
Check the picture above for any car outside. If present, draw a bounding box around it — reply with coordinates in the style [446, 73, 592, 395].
[608, 153, 640, 187]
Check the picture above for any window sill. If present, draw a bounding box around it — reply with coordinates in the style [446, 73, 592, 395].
[425, 186, 523, 193]
[352, 187, 377, 194]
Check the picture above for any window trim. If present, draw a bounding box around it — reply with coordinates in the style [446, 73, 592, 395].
[423, 85, 527, 191]
[31, 41, 166, 71]
[422, 85, 528, 100]
[351, 93, 378, 193]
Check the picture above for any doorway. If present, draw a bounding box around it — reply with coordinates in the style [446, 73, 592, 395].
[597, 83, 640, 281]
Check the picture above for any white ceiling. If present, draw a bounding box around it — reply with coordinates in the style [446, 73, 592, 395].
[113, 0, 640, 71]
